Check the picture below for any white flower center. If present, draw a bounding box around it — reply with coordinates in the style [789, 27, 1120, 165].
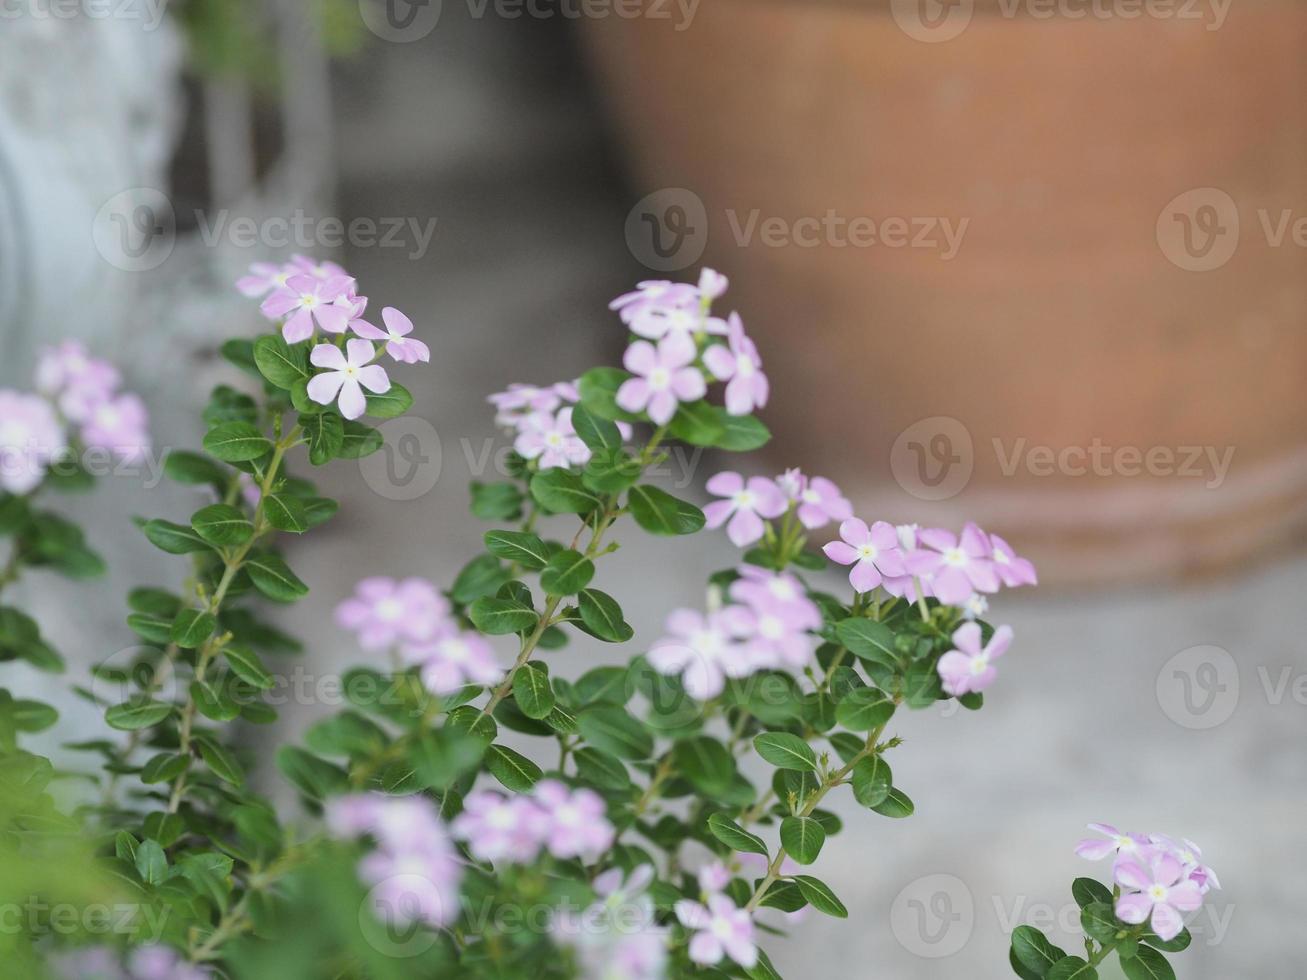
[690, 629, 723, 657]
[487, 807, 515, 830]
[857, 544, 878, 562]
[768, 578, 796, 601]
[1148, 884, 1169, 902]
[993, 549, 1011, 565]
[545, 432, 564, 448]
[648, 367, 671, 390]
[944, 547, 967, 567]
[969, 655, 989, 676]
[344, 365, 359, 378]
[736, 354, 755, 377]
[733, 490, 756, 510]
[375, 598, 404, 622]
[759, 616, 784, 640]
[300, 294, 318, 308]
[441, 640, 468, 663]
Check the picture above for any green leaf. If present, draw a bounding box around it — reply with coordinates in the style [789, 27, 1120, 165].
[835, 619, 900, 669]
[1080, 902, 1119, 945]
[276, 746, 348, 802]
[221, 338, 260, 377]
[1071, 877, 1114, 910]
[126, 613, 173, 644]
[302, 496, 339, 529]
[793, 875, 847, 917]
[484, 530, 550, 570]
[191, 504, 254, 546]
[469, 596, 538, 635]
[571, 403, 623, 451]
[134, 839, 167, 885]
[540, 549, 595, 596]
[263, 494, 309, 534]
[222, 645, 275, 690]
[870, 786, 915, 818]
[513, 665, 555, 720]
[573, 747, 630, 790]
[196, 736, 244, 785]
[706, 812, 768, 856]
[303, 412, 345, 466]
[366, 383, 413, 419]
[140, 753, 188, 784]
[576, 366, 640, 421]
[835, 688, 895, 732]
[141, 519, 212, 555]
[577, 589, 634, 643]
[105, 698, 174, 731]
[1120, 947, 1175, 980]
[411, 728, 485, 789]
[471, 482, 524, 521]
[673, 737, 735, 795]
[164, 450, 227, 487]
[780, 816, 826, 865]
[576, 705, 653, 760]
[253, 335, 309, 389]
[851, 755, 893, 808]
[245, 553, 309, 602]
[484, 744, 542, 792]
[338, 421, 383, 459]
[9, 699, 57, 733]
[1047, 958, 1098, 980]
[715, 412, 772, 451]
[1142, 929, 1191, 954]
[530, 469, 601, 515]
[170, 608, 217, 648]
[1012, 925, 1066, 976]
[450, 554, 511, 604]
[667, 400, 727, 446]
[627, 485, 705, 536]
[581, 448, 642, 494]
[305, 711, 388, 759]
[203, 422, 272, 462]
[753, 732, 817, 772]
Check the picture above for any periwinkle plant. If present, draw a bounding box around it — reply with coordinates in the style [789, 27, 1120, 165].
[0, 260, 1218, 980]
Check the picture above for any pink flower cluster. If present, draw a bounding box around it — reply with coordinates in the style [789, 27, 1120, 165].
[488, 379, 633, 471]
[705, 467, 853, 548]
[611, 270, 769, 424]
[674, 860, 757, 969]
[451, 780, 615, 864]
[335, 577, 502, 695]
[238, 255, 428, 420]
[648, 566, 822, 699]
[824, 519, 1036, 606]
[553, 865, 668, 980]
[327, 793, 464, 929]
[0, 343, 151, 494]
[1076, 824, 1220, 942]
[52, 946, 208, 980]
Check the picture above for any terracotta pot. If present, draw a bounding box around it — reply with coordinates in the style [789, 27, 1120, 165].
[580, 0, 1307, 586]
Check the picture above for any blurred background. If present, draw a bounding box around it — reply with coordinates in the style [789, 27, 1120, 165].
[2, 0, 1303, 975]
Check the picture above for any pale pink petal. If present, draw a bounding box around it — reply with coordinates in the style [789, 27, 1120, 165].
[838, 517, 871, 547]
[623, 340, 658, 376]
[356, 364, 392, 394]
[1150, 903, 1184, 942]
[310, 344, 348, 370]
[337, 378, 367, 420]
[703, 345, 736, 380]
[306, 372, 345, 406]
[382, 306, 414, 337]
[951, 622, 983, 657]
[726, 508, 765, 547]
[703, 500, 736, 530]
[282, 310, 314, 343]
[350, 318, 388, 340]
[1115, 893, 1153, 925]
[315, 304, 350, 334]
[670, 367, 706, 401]
[646, 390, 677, 425]
[986, 625, 1014, 660]
[345, 338, 377, 366]
[706, 471, 743, 496]
[849, 560, 883, 594]
[615, 378, 650, 414]
[1168, 881, 1203, 912]
[822, 541, 858, 566]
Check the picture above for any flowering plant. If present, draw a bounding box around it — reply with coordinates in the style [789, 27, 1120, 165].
[0, 262, 1217, 979]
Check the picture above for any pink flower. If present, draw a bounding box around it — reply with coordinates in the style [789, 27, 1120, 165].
[335, 577, 453, 650]
[704, 313, 768, 416]
[777, 470, 852, 531]
[698, 861, 732, 895]
[451, 790, 544, 864]
[609, 278, 700, 326]
[936, 622, 1012, 697]
[648, 607, 757, 700]
[235, 261, 295, 298]
[488, 382, 563, 428]
[1075, 823, 1148, 863]
[261, 274, 353, 341]
[823, 518, 907, 593]
[910, 523, 1000, 605]
[35, 341, 120, 412]
[1114, 849, 1204, 942]
[81, 392, 151, 464]
[989, 532, 1038, 588]
[728, 566, 817, 625]
[675, 894, 757, 969]
[881, 524, 926, 600]
[532, 780, 615, 861]
[1150, 834, 1221, 894]
[0, 390, 67, 494]
[306, 339, 391, 420]
[729, 567, 822, 671]
[351, 306, 431, 364]
[290, 253, 349, 280]
[703, 472, 788, 548]
[129, 946, 210, 980]
[514, 407, 590, 470]
[615, 333, 706, 425]
[403, 631, 503, 696]
[698, 267, 729, 300]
